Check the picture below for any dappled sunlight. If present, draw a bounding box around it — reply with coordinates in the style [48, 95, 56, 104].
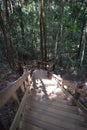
[42, 78, 57, 86]
[32, 69, 47, 79]
[46, 85, 57, 94]
[31, 69, 66, 102]
[49, 93, 58, 100]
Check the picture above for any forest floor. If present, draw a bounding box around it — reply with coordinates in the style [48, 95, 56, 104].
[0, 62, 19, 91]
[0, 61, 32, 91]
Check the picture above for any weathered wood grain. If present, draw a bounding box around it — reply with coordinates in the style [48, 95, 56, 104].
[0, 71, 30, 109]
[10, 86, 29, 130]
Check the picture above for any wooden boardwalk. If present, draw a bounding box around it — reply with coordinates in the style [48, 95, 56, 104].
[18, 69, 87, 130]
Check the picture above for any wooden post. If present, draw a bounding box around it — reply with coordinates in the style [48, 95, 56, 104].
[47, 71, 53, 79]
[12, 92, 20, 105]
[27, 74, 30, 85]
[20, 84, 25, 94]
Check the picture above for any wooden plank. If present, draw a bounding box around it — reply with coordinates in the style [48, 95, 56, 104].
[52, 101, 76, 110]
[23, 111, 86, 130]
[26, 89, 68, 105]
[41, 99, 77, 112]
[9, 86, 30, 130]
[21, 115, 67, 130]
[78, 100, 87, 113]
[61, 85, 87, 113]
[19, 71, 86, 130]
[25, 101, 83, 122]
[12, 92, 20, 105]
[53, 74, 87, 97]
[63, 79, 87, 97]
[26, 98, 78, 114]
[25, 105, 83, 125]
[20, 84, 25, 93]
[19, 120, 46, 130]
[26, 102, 78, 117]
[26, 94, 77, 111]
[0, 71, 30, 109]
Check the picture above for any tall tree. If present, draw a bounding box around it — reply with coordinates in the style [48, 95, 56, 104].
[0, 10, 11, 67]
[1, 0, 15, 69]
[39, 0, 47, 62]
[18, 0, 25, 46]
[42, 0, 47, 62]
[40, 0, 44, 61]
[56, 0, 64, 65]
[80, 21, 87, 66]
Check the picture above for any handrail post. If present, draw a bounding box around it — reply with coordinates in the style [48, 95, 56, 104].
[20, 84, 26, 94]
[12, 92, 20, 105]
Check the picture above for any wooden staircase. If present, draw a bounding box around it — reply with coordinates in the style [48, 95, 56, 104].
[19, 94, 87, 130]
[0, 67, 87, 130]
[18, 69, 87, 130]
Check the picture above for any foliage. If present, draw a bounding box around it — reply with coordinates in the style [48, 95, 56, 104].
[0, 0, 87, 73]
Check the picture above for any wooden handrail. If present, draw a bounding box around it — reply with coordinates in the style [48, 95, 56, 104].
[63, 79, 87, 97]
[10, 84, 29, 130]
[0, 70, 31, 109]
[53, 74, 87, 97]
[52, 74, 62, 85]
[36, 60, 50, 65]
[53, 74, 87, 113]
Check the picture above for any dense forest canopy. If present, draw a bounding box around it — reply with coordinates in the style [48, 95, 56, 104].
[0, 0, 87, 74]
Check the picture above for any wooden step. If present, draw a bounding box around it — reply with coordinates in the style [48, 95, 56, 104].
[19, 120, 45, 130]
[19, 70, 87, 130]
[22, 109, 86, 130]
[25, 100, 84, 121]
[26, 97, 78, 115]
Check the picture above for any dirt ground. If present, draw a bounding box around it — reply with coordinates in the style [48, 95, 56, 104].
[0, 62, 19, 90]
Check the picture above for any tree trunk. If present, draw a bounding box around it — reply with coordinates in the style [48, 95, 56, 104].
[57, 0, 64, 65]
[42, 0, 47, 62]
[0, 10, 14, 69]
[40, 0, 47, 62]
[3, 0, 16, 69]
[59, 0, 64, 49]
[40, 1, 44, 61]
[18, 0, 25, 46]
[77, 21, 86, 59]
[77, 2, 86, 66]
[80, 21, 87, 66]
[55, 31, 59, 58]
